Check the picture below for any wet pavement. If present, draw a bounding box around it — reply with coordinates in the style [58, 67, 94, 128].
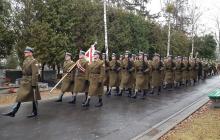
[0, 76, 219, 140]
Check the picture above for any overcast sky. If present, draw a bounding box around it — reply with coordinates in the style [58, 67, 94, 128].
[147, 0, 220, 36]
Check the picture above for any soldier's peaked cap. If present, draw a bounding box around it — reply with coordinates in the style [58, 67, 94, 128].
[94, 50, 100, 55]
[125, 50, 130, 55]
[79, 50, 85, 55]
[65, 52, 72, 56]
[139, 51, 144, 55]
[24, 46, 34, 53]
[154, 53, 160, 57]
[112, 53, 116, 56]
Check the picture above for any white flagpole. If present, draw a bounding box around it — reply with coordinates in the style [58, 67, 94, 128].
[103, 0, 109, 60]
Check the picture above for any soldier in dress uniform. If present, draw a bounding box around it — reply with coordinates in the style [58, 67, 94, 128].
[2, 47, 41, 118]
[164, 55, 175, 90]
[102, 53, 110, 95]
[150, 53, 164, 95]
[55, 52, 75, 103]
[82, 50, 105, 108]
[131, 52, 150, 99]
[182, 57, 190, 86]
[174, 56, 184, 87]
[107, 53, 121, 96]
[72, 50, 89, 105]
[119, 51, 135, 97]
[144, 53, 151, 94]
[189, 58, 198, 85]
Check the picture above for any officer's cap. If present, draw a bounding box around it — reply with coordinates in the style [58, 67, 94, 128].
[24, 46, 34, 53]
[112, 53, 116, 57]
[65, 52, 72, 57]
[79, 50, 85, 55]
[94, 50, 101, 55]
[125, 50, 130, 55]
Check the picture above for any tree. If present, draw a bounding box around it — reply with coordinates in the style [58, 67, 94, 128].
[0, 0, 15, 58]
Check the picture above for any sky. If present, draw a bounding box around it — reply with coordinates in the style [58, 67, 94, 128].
[147, 0, 220, 36]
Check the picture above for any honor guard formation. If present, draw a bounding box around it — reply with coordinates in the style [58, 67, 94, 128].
[2, 47, 219, 118]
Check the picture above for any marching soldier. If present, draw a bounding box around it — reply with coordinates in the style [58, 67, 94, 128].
[175, 56, 183, 87]
[55, 52, 75, 103]
[82, 50, 105, 107]
[119, 51, 134, 97]
[102, 53, 110, 94]
[72, 50, 89, 105]
[131, 52, 150, 99]
[197, 58, 203, 81]
[107, 53, 121, 96]
[150, 53, 164, 95]
[182, 57, 190, 86]
[2, 47, 41, 118]
[189, 58, 198, 85]
[203, 59, 209, 79]
[164, 55, 175, 90]
[144, 53, 151, 94]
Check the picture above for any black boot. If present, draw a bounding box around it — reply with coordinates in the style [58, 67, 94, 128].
[140, 91, 146, 100]
[149, 88, 154, 94]
[106, 89, 111, 96]
[95, 98, 103, 107]
[82, 98, 90, 107]
[128, 88, 132, 97]
[69, 96, 76, 104]
[55, 93, 63, 102]
[116, 89, 123, 96]
[157, 86, 161, 95]
[131, 91, 137, 99]
[2, 102, 21, 117]
[82, 92, 88, 104]
[27, 101, 38, 118]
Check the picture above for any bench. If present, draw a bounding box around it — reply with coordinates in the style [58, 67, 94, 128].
[208, 89, 220, 108]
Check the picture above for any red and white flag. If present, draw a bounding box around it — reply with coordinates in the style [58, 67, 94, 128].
[85, 42, 96, 63]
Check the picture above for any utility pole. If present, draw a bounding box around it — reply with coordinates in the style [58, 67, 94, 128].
[103, 0, 109, 60]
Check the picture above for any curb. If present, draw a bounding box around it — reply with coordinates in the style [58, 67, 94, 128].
[132, 96, 209, 140]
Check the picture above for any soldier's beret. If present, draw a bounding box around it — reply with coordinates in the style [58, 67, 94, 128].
[94, 50, 100, 55]
[79, 50, 85, 55]
[65, 52, 72, 56]
[24, 46, 34, 53]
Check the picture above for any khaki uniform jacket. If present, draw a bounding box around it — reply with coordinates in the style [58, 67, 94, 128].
[16, 56, 41, 102]
[120, 59, 135, 89]
[164, 61, 175, 84]
[73, 59, 89, 93]
[109, 59, 120, 87]
[87, 59, 105, 96]
[151, 60, 164, 87]
[61, 60, 75, 92]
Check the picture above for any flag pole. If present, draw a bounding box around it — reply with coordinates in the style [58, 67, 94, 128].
[103, 0, 109, 60]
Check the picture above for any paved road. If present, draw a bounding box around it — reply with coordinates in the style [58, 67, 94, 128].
[0, 76, 219, 140]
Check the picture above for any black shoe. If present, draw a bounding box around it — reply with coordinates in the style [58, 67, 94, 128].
[55, 99, 62, 102]
[131, 92, 137, 99]
[26, 112, 38, 118]
[95, 101, 103, 107]
[106, 90, 111, 96]
[68, 100, 76, 104]
[82, 98, 90, 107]
[117, 90, 123, 96]
[69, 96, 76, 104]
[2, 112, 15, 117]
